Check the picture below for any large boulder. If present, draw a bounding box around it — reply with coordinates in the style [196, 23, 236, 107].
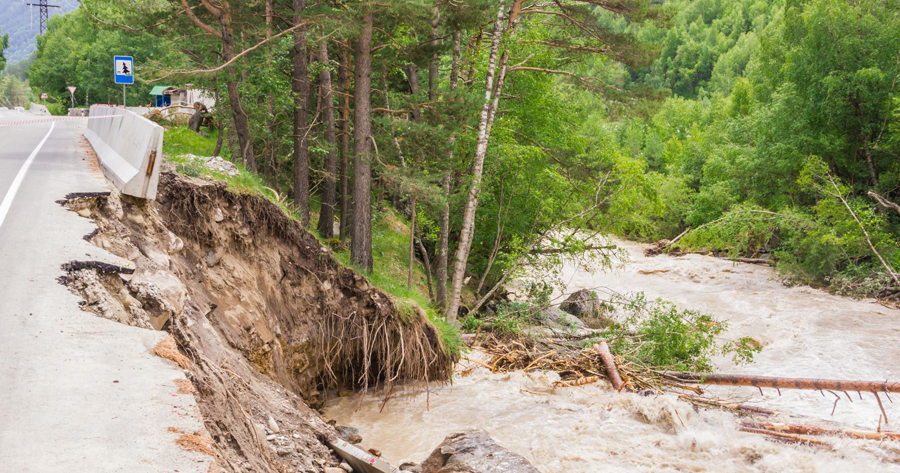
[542, 306, 586, 331]
[420, 429, 540, 473]
[559, 289, 613, 328]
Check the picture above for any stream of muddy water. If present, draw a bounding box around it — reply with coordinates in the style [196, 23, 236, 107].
[324, 239, 900, 472]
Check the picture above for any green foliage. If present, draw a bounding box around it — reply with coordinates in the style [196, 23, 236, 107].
[599, 292, 759, 371]
[461, 282, 552, 335]
[0, 74, 33, 108]
[0, 30, 8, 73]
[678, 205, 779, 257]
[603, 0, 900, 297]
[44, 102, 66, 116]
[28, 8, 168, 106]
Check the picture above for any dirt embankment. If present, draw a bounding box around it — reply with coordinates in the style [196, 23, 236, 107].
[60, 171, 454, 472]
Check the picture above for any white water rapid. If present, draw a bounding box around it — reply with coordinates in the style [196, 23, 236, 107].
[324, 239, 900, 472]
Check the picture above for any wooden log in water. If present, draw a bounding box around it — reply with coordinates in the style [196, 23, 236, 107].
[738, 426, 832, 447]
[592, 341, 625, 392]
[741, 421, 900, 442]
[668, 372, 900, 393]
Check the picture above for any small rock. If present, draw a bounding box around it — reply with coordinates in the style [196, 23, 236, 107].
[207, 247, 225, 267]
[127, 213, 146, 226]
[335, 426, 362, 444]
[367, 448, 381, 457]
[339, 462, 353, 472]
[76, 208, 91, 218]
[267, 416, 280, 434]
[399, 463, 421, 472]
[275, 445, 294, 456]
[266, 434, 277, 441]
[214, 207, 225, 223]
[292, 433, 301, 439]
[324, 468, 345, 473]
[167, 231, 184, 254]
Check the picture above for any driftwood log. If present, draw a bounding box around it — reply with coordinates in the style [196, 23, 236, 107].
[741, 421, 900, 442]
[592, 341, 625, 391]
[669, 372, 900, 393]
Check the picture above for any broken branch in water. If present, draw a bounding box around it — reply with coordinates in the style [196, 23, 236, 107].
[669, 372, 900, 394]
[739, 426, 832, 447]
[740, 421, 900, 442]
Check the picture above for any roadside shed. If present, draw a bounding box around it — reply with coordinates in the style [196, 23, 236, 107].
[149, 85, 174, 107]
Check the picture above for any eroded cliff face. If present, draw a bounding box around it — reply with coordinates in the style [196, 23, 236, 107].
[60, 171, 453, 472]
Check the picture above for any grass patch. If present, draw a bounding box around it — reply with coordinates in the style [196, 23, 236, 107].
[162, 125, 461, 357]
[163, 126, 221, 157]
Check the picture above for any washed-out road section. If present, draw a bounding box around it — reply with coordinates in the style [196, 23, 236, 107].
[0, 109, 211, 472]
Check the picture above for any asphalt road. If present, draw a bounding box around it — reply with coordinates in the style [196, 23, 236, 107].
[0, 109, 212, 472]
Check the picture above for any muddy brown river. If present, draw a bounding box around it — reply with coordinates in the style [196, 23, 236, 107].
[325, 239, 900, 472]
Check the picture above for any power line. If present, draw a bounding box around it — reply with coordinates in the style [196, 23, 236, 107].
[25, 1, 61, 35]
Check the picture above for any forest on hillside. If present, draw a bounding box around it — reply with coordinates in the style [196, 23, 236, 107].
[0, 0, 79, 65]
[18, 0, 900, 322]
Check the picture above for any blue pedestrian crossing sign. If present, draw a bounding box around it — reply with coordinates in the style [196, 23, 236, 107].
[114, 56, 134, 84]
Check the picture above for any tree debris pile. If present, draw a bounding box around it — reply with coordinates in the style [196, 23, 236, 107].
[473, 333, 900, 449]
[59, 171, 455, 472]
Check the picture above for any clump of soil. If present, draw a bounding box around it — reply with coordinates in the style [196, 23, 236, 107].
[60, 171, 454, 472]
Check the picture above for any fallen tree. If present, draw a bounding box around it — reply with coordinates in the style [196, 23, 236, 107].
[741, 421, 900, 442]
[667, 372, 900, 394]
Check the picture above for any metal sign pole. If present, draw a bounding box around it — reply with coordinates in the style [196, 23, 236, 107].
[123, 84, 126, 107]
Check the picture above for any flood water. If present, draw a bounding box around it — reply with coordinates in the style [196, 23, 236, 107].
[324, 239, 900, 472]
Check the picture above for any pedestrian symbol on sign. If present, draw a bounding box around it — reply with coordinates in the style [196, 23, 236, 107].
[114, 56, 134, 85]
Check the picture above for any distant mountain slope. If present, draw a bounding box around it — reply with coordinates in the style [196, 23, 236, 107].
[0, 0, 79, 65]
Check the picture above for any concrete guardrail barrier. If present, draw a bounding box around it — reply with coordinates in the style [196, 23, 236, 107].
[84, 105, 164, 200]
[30, 103, 51, 116]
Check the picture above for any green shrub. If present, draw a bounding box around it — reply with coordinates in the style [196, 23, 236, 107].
[599, 292, 759, 371]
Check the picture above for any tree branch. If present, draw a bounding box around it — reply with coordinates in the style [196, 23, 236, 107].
[149, 19, 315, 81]
[868, 191, 900, 216]
[180, 0, 222, 38]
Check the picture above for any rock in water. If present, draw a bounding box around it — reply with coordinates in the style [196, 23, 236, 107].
[559, 289, 613, 327]
[543, 306, 586, 330]
[420, 429, 540, 473]
[335, 425, 362, 444]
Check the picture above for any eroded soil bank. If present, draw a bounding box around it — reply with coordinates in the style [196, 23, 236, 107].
[60, 171, 453, 472]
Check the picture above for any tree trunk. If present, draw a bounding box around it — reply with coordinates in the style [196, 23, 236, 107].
[351, 12, 374, 272]
[407, 64, 422, 122]
[292, 0, 310, 226]
[219, 8, 255, 171]
[316, 41, 338, 239]
[450, 31, 461, 88]
[435, 174, 451, 310]
[339, 49, 352, 240]
[213, 88, 224, 157]
[428, 3, 440, 100]
[417, 236, 435, 300]
[265, 0, 278, 179]
[434, 32, 461, 311]
[446, 4, 506, 322]
[863, 138, 878, 188]
[188, 108, 203, 132]
[408, 197, 417, 290]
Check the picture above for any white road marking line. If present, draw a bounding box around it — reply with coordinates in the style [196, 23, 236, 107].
[0, 122, 56, 232]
